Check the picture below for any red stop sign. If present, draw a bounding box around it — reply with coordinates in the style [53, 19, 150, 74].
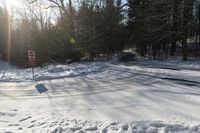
[28, 50, 36, 66]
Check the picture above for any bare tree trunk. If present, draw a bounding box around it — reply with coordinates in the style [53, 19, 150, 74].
[182, 36, 187, 61]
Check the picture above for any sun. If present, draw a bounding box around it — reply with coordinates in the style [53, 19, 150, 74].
[4, 0, 24, 9]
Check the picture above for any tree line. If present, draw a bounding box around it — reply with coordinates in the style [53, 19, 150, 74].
[0, 0, 199, 66]
[128, 0, 200, 61]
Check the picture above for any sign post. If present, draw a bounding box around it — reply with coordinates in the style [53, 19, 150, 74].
[28, 50, 36, 78]
[32, 68, 34, 78]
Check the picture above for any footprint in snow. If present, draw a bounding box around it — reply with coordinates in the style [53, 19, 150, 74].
[8, 124, 19, 127]
[19, 116, 32, 122]
[38, 122, 45, 126]
[28, 124, 35, 128]
[69, 127, 82, 132]
[84, 126, 98, 131]
[31, 120, 36, 123]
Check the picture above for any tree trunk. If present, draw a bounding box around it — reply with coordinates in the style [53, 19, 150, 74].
[182, 36, 187, 61]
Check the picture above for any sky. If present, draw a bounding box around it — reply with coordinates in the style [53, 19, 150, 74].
[1, 0, 127, 9]
[0, 0, 24, 8]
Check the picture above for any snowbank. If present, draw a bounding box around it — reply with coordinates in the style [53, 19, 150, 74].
[0, 58, 199, 82]
[0, 60, 106, 82]
[1, 109, 200, 133]
[135, 57, 200, 71]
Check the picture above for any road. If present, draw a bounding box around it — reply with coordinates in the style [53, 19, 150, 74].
[0, 62, 200, 132]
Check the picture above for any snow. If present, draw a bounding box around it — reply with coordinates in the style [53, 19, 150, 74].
[0, 60, 106, 82]
[0, 58, 200, 132]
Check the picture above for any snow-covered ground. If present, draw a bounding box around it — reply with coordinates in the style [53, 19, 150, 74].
[0, 60, 106, 82]
[0, 59, 200, 133]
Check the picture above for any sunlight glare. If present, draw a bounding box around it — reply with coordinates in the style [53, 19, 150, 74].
[5, 0, 23, 9]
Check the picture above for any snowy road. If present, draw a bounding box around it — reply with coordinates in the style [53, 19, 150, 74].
[0, 60, 200, 132]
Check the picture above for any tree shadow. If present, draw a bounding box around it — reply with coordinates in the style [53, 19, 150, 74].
[148, 89, 200, 96]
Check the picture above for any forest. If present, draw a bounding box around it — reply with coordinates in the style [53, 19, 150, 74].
[0, 0, 199, 66]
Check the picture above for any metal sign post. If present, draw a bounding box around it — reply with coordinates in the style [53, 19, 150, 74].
[32, 68, 34, 78]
